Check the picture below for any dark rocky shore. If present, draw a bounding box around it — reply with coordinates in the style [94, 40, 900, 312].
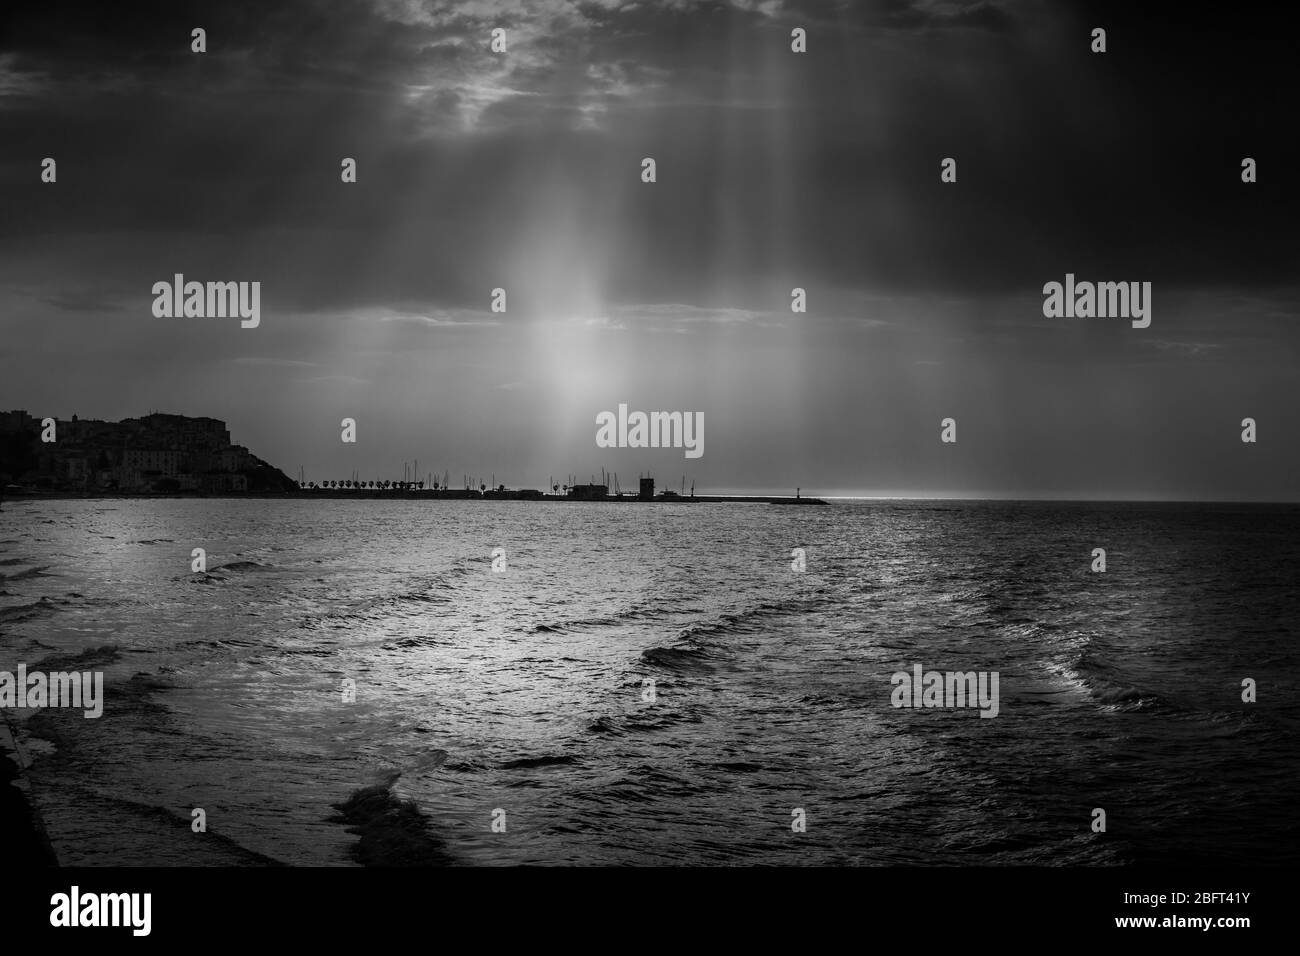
[0, 720, 58, 866]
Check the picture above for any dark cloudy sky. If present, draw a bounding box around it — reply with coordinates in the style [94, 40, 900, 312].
[1, 0, 1297, 498]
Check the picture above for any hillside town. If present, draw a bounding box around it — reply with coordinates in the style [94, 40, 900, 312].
[0, 410, 297, 494]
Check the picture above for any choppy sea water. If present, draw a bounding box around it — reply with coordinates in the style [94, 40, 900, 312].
[1, 498, 1297, 866]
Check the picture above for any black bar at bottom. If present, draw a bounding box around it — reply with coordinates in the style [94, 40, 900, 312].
[8, 866, 1284, 944]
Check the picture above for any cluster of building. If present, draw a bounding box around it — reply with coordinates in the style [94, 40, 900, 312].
[566, 478, 665, 500]
[0, 410, 276, 493]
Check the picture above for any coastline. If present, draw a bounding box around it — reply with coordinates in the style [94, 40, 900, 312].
[3, 490, 828, 505]
[0, 716, 58, 866]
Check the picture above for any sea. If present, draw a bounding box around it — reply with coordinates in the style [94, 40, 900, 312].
[1, 498, 1297, 866]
